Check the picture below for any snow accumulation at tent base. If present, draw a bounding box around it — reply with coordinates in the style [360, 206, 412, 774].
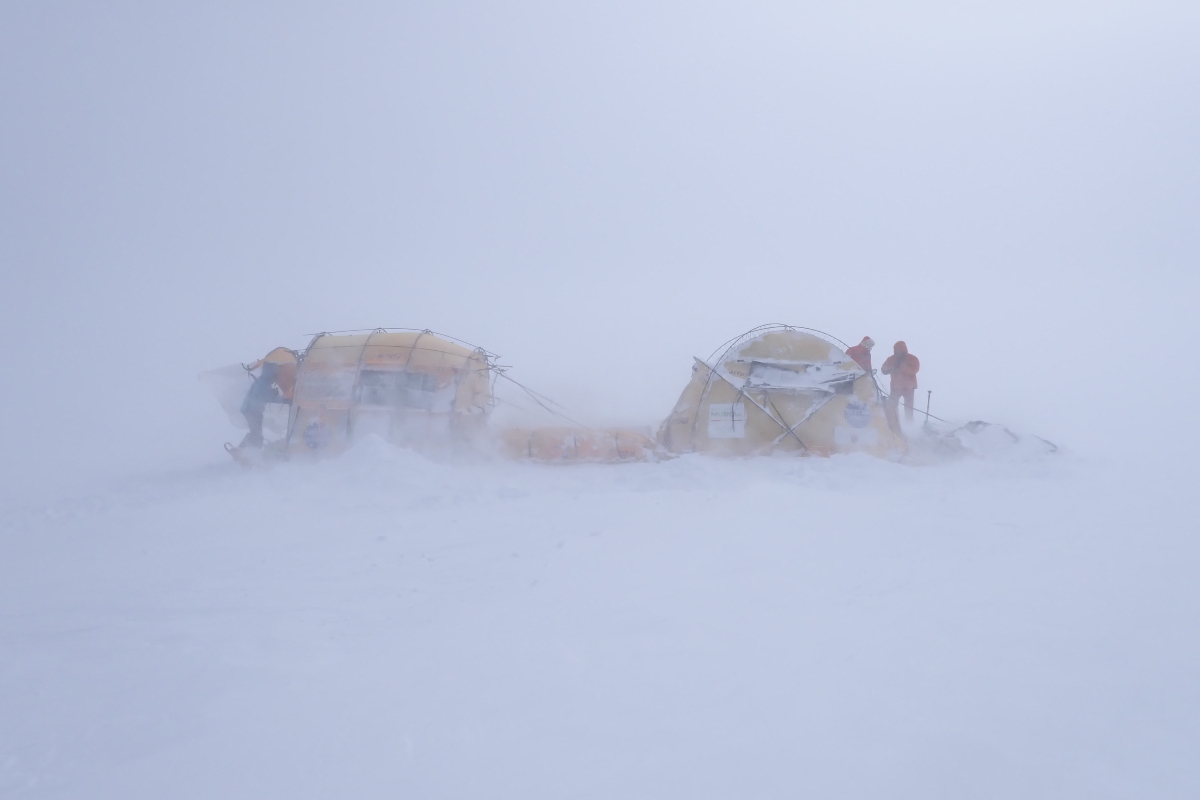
[657, 325, 905, 459]
[203, 325, 1055, 468]
[204, 329, 658, 466]
[5, 434, 1192, 798]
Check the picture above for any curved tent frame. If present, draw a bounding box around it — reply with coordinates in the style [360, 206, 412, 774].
[658, 324, 902, 457]
[285, 329, 496, 455]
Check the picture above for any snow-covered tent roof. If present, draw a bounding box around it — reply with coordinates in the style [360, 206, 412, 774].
[657, 324, 904, 457]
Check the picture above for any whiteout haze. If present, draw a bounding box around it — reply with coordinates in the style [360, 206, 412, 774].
[1, 1, 1198, 797]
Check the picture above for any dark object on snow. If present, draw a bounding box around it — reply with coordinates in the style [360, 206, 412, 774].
[958, 421, 1058, 454]
[240, 362, 285, 448]
[962, 420, 1018, 441]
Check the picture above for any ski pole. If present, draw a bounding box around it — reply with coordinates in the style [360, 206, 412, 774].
[924, 391, 932, 427]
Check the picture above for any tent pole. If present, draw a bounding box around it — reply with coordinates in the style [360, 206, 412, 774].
[766, 394, 809, 453]
[698, 359, 806, 448]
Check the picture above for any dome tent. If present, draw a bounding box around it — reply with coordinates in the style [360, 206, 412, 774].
[209, 328, 656, 464]
[285, 329, 494, 455]
[657, 325, 904, 458]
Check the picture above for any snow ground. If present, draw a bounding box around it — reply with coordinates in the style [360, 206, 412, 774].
[1, 440, 1197, 799]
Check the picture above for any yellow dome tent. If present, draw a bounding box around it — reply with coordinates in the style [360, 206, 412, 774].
[657, 325, 904, 458]
[285, 329, 494, 455]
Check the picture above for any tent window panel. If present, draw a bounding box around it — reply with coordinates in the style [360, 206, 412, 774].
[299, 370, 356, 400]
[356, 369, 446, 410]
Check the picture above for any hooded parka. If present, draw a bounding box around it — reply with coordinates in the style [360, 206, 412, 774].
[881, 341, 919, 391]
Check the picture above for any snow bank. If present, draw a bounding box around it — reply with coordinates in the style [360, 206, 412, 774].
[1, 442, 1196, 799]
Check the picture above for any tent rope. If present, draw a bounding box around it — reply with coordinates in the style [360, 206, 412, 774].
[494, 371, 593, 430]
[700, 359, 813, 450]
[876, 384, 952, 425]
[766, 394, 811, 452]
[769, 392, 836, 447]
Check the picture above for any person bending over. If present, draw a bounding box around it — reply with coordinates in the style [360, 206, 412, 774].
[239, 361, 285, 448]
[846, 336, 875, 372]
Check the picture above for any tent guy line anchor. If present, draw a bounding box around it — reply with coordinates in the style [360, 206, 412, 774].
[878, 387, 951, 426]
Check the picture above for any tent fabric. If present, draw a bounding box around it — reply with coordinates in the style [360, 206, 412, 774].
[499, 427, 656, 462]
[286, 330, 493, 455]
[657, 325, 904, 458]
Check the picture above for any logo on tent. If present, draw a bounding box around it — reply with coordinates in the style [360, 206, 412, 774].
[304, 420, 331, 449]
[844, 399, 871, 428]
[708, 403, 746, 438]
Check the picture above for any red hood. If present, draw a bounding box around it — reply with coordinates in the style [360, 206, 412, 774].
[893, 341, 908, 356]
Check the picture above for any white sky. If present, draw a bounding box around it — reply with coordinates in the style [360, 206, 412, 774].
[1, 1, 1197, 499]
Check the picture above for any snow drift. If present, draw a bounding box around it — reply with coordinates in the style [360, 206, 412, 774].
[1, 439, 1196, 799]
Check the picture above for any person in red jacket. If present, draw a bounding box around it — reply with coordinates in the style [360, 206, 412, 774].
[846, 336, 875, 372]
[881, 341, 920, 431]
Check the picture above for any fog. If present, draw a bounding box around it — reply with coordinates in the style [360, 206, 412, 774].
[2, 4, 1199, 796]
[2, 1, 1197, 498]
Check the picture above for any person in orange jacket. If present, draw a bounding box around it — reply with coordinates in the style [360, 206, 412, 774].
[846, 336, 875, 372]
[881, 341, 920, 430]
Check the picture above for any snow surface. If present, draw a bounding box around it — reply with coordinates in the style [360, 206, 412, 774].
[2, 439, 1197, 799]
